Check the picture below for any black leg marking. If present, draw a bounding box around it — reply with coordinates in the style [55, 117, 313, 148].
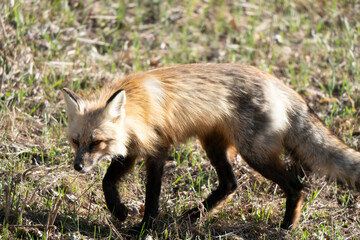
[242, 152, 304, 229]
[184, 133, 237, 220]
[130, 148, 168, 233]
[102, 155, 136, 221]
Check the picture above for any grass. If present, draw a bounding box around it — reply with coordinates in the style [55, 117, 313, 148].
[0, 0, 359, 239]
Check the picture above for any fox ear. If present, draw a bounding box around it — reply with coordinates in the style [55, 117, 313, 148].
[62, 88, 85, 119]
[105, 89, 126, 119]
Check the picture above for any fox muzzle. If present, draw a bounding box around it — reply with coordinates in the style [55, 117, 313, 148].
[74, 146, 91, 172]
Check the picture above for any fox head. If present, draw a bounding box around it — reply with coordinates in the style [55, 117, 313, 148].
[62, 88, 128, 172]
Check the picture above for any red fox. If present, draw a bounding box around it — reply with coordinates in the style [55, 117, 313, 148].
[63, 63, 360, 231]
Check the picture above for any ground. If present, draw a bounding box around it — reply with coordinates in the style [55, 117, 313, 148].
[0, 0, 360, 239]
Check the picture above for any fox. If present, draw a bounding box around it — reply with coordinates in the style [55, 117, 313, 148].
[62, 63, 360, 232]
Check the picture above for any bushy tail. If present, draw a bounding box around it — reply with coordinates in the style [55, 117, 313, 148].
[286, 109, 360, 187]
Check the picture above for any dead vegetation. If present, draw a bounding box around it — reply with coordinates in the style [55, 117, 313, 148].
[1, 0, 360, 239]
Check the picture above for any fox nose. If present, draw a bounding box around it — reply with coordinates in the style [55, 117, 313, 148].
[74, 162, 83, 171]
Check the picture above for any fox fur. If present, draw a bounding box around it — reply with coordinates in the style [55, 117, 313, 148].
[63, 63, 360, 231]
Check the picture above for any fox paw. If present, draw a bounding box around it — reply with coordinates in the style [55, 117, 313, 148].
[108, 202, 128, 222]
[280, 221, 293, 230]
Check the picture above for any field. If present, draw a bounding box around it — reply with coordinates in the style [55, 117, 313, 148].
[1, 0, 360, 239]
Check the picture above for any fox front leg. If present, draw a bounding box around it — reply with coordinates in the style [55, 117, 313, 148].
[102, 155, 136, 221]
[131, 148, 168, 233]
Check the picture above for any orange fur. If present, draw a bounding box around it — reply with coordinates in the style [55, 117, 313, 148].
[63, 63, 360, 231]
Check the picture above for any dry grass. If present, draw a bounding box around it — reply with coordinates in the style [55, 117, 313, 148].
[1, 0, 360, 239]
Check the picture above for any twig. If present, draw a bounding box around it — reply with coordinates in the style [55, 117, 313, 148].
[103, 214, 124, 240]
[3, 224, 56, 229]
[45, 196, 62, 238]
[4, 183, 10, 224]
[75, 179, 97, 214]
[49, 198, 62, 226]
[45, 61, 74, 67]
[90, 15, 118, 20]
[4, 172, 15, 224]
[22, 166, 41, 180]
[18, 190, 29, 225]
[0, 11, 7, 39]
[76, 37, 110, 46]
[45, 202, 54, 238]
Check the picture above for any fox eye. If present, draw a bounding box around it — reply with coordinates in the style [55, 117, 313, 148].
[90, 140, 102, 148]
[72, 139, 79, 146]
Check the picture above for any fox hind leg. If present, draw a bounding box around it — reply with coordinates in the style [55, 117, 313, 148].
[240, 149, 304, 229]
[184, 131, 238, 219]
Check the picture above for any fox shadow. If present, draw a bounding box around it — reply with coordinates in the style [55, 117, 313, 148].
[142, 212, 290, 240]
[0, 208, 114, 239]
